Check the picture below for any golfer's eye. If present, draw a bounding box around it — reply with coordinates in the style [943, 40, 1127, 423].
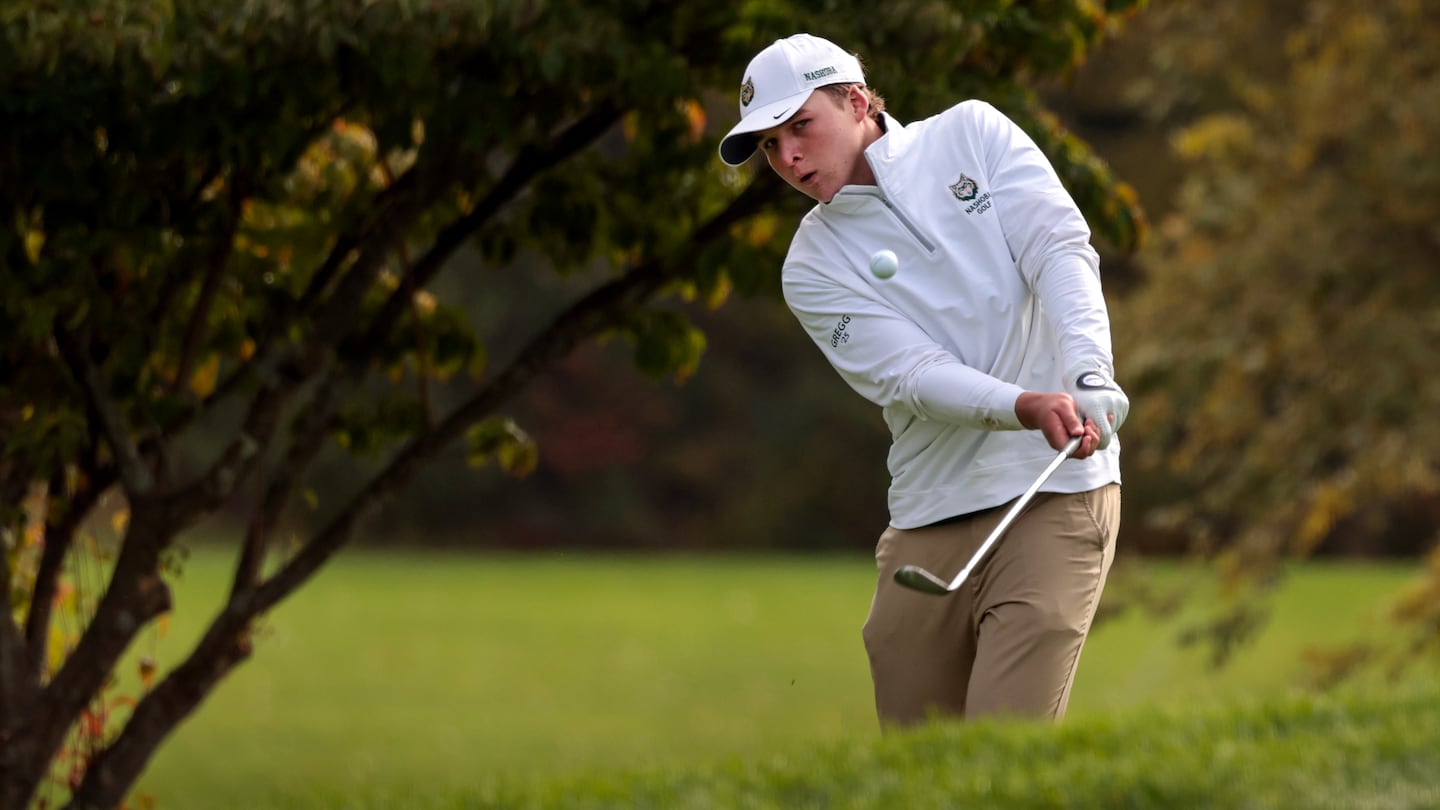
[761, 137, 777, 151]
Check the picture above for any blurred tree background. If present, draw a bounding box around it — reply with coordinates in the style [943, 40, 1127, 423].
[368, 0, 1440, 575]
[5, 0, 1440, 804]
[0, 1, 1151, 805]
[1117, 0, 1440, 566]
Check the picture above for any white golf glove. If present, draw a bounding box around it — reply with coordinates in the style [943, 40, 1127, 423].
[1065, 362, 1129, 450]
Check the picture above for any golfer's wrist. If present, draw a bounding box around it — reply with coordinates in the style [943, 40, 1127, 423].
[1014, 392, 1042, 430]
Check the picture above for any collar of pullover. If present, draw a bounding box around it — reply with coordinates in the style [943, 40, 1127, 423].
[825, 112, 908, 212]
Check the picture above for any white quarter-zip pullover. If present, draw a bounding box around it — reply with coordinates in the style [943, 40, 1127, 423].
[781, 100, 1121, 529]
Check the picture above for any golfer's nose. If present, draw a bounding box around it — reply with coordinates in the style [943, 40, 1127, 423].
[776, 135, 801, 166]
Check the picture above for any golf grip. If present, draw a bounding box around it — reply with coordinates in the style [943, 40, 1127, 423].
[944, 434, 1083, 590]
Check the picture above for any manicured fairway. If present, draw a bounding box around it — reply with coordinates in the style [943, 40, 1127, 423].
[122, 547, 1418, 808]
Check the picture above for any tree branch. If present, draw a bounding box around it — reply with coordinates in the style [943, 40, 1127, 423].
[228, 103, 621, 596]
[359, 103, 625, 354]
[155, 150, 442, 475]
[74, 371, 351, 807]
[23, 463, 110, 681]
[9, 369, 280, 804]
[134, 101, 611, 499]
[231, 462, 272, 601]
[143, 166, 228, 391]
[18, 503, 174, 807]
[156, 364, 285, 534]
[53, 329, 154, 496]
[66, 599, 249, 809]
[83, 345, 361, 806]
[231, 371, 343, 598]
[130, 147, 427, 477]
[0, 541, 35, 740]
[22, 361, 287, 800]
[169, 198, 241, 397]
[250, 173, 783, 615]
[22, 519, 72, 684]
[130, 164, 448, 538]
[296, 166, 422, 313]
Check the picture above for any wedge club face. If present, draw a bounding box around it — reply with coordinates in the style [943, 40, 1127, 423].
[892, 565, 955, 595]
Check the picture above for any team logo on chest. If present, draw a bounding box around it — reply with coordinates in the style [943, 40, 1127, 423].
[950, 172, 992, 215]
[949, 173, 979, 202]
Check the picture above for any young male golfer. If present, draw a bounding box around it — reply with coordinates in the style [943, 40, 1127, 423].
[718, 34, 1129, 726]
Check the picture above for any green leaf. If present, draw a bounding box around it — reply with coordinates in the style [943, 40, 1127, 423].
[465, 417, 537, 478]
[623, 309, 707, 384]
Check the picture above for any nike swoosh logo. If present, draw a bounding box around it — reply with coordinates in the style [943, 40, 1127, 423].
[772, 107, 792, 120]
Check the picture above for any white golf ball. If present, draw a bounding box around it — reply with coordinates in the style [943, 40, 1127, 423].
[869, 249, 899, 279]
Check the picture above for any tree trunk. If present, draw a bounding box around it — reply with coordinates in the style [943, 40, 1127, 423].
[65, 610, 254, 809]
[0, 515, 174, 810]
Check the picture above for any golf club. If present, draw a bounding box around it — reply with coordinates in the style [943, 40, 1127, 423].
[893, 435, 1084, 595]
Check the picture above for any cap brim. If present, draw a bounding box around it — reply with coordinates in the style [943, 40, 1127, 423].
[718, 90, 811, 167]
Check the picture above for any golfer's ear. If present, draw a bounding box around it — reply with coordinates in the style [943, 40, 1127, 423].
[847, 85, 869, 120]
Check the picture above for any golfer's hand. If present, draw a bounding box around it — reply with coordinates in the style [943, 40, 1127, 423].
[1015, 392, 1102, 459]
[1064, 364, 1129, 450]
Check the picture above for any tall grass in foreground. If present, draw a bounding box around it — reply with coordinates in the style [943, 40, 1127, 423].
[127, 548, 1421, 808]
[225, 684, 1440, 809]
[472, 683, 1440, 810]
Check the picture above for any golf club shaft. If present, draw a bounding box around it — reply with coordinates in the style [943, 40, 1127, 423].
[943, 434, 1083, 590]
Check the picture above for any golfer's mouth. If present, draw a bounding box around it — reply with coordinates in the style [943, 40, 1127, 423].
[799, 171, 817, 187]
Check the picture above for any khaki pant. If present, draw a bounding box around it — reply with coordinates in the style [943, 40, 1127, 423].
[862, 484, 1119, 727]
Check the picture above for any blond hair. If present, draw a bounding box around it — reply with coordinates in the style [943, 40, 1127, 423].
[819, 82, 887, 121]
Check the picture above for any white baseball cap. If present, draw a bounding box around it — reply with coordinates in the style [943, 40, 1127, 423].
[718, 34, 865, 167]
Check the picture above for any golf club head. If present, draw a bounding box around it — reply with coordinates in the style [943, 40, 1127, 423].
[893, 565, 954, 596]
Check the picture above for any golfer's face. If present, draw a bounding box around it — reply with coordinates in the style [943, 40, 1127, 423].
[757, 90, 867, 203]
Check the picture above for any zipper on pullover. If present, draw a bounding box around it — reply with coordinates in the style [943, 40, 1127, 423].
[839, 188, 939, 255]
[848, 159, 938, 254]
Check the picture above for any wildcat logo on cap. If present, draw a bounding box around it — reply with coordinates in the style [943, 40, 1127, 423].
[740, 77, 755, 107]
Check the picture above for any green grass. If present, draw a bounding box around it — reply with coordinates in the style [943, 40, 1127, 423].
[167, 683, 1440, 810]
[457, 684, 1440, 810]
[118, 548, 1422, 808]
